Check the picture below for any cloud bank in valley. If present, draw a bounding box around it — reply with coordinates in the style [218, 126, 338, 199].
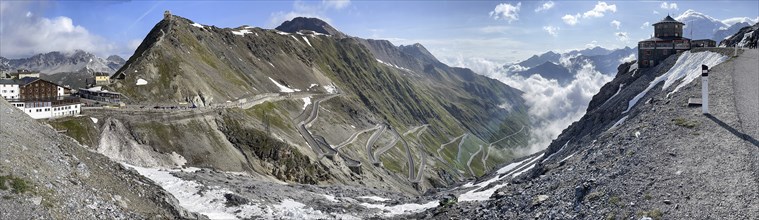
[442, 56, 613, 154]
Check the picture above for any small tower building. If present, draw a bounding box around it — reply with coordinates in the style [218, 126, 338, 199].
[638, 15, 691, 68]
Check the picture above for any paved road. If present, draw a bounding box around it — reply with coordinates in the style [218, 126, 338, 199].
[466, 145, 483, 176]
[373, 131, 399, 164]
[455, 134, 469, 163]
[365, 124, 386, 163]
[732, 49, 759, 144]
[482, 125, 526, 171]
[335, 124, 381, 150]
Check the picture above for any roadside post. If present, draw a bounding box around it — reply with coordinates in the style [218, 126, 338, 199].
[702, 65, 709, 114]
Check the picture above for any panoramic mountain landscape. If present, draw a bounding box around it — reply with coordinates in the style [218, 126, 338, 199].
[1, 1, 758, 219]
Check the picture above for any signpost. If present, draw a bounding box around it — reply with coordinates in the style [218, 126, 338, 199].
[702, 65, 709, 114]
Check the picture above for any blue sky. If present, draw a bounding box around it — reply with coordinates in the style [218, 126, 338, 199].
[1, 1, 757, 66]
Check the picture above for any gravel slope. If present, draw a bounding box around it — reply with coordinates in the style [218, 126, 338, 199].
[0, 99, 200, 219]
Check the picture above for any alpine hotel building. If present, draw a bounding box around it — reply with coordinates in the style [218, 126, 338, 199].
[638, 15, 691, 68]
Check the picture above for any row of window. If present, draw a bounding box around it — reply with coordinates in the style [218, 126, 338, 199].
[26, 106, 79, 113]
[53, 105, 77, 111]
[656, 24, 681, 29]
[2, 90, 15, 93]
[2, 95, 17, 99]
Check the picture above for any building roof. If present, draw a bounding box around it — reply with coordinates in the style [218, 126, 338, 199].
[19, 77, 40, 86]
[93, 72, 109, 76]
[0, 79, 20, 85]
[653, 15, 684, 25]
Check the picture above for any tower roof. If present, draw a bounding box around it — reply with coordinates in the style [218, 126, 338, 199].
[653, 15, 684, 25]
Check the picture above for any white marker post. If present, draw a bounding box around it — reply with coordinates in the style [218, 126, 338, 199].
[701, 65, 709, 114]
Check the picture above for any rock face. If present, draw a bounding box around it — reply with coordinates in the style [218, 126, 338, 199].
[720, 22, 759, 47]
[275, 17, 348, 38]
[0, 99, 201, 219]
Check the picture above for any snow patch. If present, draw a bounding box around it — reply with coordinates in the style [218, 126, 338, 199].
[302, 36, 313, 47]
[323, 84, 337, 94]
[625, 51, 727, 113]
[136, 78, 148, 85]
[301, 97, 311, 110]
[191, 23, 203, 28]
[322, 194, 339, 203]
[276, 31, 291, 35]
[308, 83, 318, 89]
[232, 29, 253, 36]
[376, 59, 411, 72]
[458, 153, 544, 202]
[268, 77, 295, 93]
[359, 201, 438, 217]
[358, 196, 390, 202]
[90, 117, 98, 124]
[610, 115, 629, 130]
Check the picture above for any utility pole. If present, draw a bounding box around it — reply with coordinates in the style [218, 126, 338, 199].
[701, 65, 709, 115]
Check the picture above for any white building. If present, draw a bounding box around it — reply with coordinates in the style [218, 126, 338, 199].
[11, 99, 81, 119]
[2, 78, 81, 119]
[0, 79, 20, 100]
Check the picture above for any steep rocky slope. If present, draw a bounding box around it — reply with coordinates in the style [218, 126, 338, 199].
[0, 99, 200, 219]
[64, 14, 530, 198]
[419, 47, 758, 219]
[720, 22, 759, 47]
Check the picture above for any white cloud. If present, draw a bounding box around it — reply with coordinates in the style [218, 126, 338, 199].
[0, 2, 121, 58]
[561, 2, 616, 25]
[543, 26, 559, 37]
[586, 40, 599, 48]
[582, 1, 616, 18]
[322, 0, 350, 9]
[615, 32, 629, 42]
[620, 53, 636, 63]
[653, 10, 660, 14]
[640, 21, 650, 29]
[660, 2, 678, 10]
[450, 56, 613, 153]
[562, 13, 580, 25]
[535, 1, 555, 12]
[722, 17, 758, 26]
[610, 20, 621, 29]
[268, 0, 349, 27]
[489, 2, 521, 23]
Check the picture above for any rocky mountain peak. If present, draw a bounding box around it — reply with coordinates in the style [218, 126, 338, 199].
[398, 43, 439, 64]
[275, 17, 347, 38]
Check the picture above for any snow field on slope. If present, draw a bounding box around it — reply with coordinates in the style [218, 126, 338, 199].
[625, 51, 728, 113]
[123, 164, 340, 220]
[269, 77, 296, 93]
[458, 153, 544, 202]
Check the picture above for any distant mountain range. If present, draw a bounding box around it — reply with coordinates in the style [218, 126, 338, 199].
[0, 50, 125, 74]
[503, 46, 637, 83]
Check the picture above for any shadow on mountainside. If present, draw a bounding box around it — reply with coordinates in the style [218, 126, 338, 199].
[706, 114, 759, 148]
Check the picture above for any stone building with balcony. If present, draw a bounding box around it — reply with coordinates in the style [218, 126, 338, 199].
[638, 15, 691, 68]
